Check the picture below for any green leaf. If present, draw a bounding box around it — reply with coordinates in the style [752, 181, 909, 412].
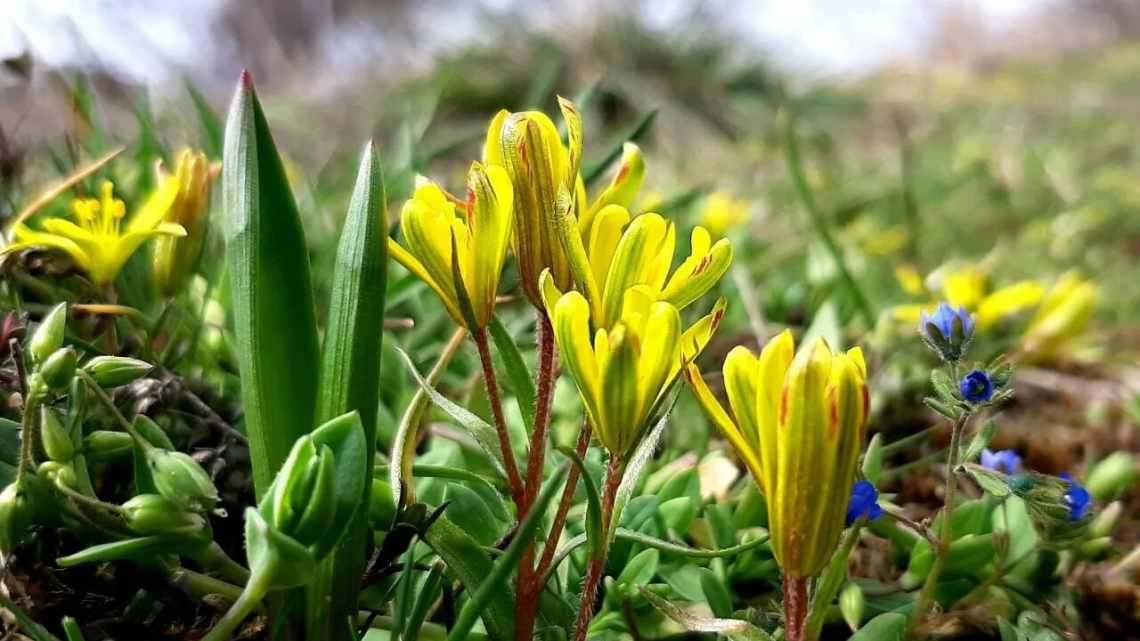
[222, 71, 320, 497]
[0, 418, 21, 486]
[488, 316, 536, 430]
[616, 548, 659, 588]
[443, 484, 504, 545]
[446, 465, 567, 641]
[394, 346, 506, 478]
[611, 413, 668, 544]
[311, 141, 388, 641]
[848, 612, 906, 641]
[639, 587, 772, 641]
[963, 463, 1013, 499]
[558, 445, 603, 560]
[185, 77, 223, 158]
[862, 433, 883, 485]
[405, 562, 445, 641]
[659, 496, 697, 533]
[963, 420, 998, 463]
[388, 329, 467, 509]
[423, 516, 514, 641]
[700, 567, 733, 618]
[801, 299, 843, 350]
[57, 536, 201, 567]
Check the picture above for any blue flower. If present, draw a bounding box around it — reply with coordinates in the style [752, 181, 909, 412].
[919, 302, 975, 362]
[960, 370, 994, 403]
[845, 480, 884, 526]
[981, 448, 1022, 474]
[1059, 472, 1091, 521]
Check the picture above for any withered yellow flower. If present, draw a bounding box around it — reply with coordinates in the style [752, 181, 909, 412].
[5, 180, 183, 286]
[152, 149, 221, 296]
[388, 162, 513, 329]
[547, 288, 725, 458]
[685, 331, 868, 578]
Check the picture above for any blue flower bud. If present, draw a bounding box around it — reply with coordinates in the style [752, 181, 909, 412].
[919, 302, 974, 362]
[960, 370, 994, 403]
[845, 480, 884, 526]
[1059, 472, 1091, 521]
[980, 448, 1021, 474]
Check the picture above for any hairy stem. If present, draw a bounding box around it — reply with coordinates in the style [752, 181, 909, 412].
[472, 328, 525, 508]
[516, 311, 558, 641]
[783, 575, 809, 641]
[535, 421, 592, 583]
[572, 453, 623, 641]
[910, 412, 970, 630]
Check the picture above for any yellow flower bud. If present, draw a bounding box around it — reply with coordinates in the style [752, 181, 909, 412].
[152, 149, 220, 297]
[485, 103, 580, 307]
[685, 331, 869, 578]
[388, 162, 513, 329]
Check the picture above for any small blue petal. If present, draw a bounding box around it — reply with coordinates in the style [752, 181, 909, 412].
[960, 370, 994, 403]
[846, 480, 883, 526]
[981, 448, 1022, 474]
[1060, 472, 1091, 521]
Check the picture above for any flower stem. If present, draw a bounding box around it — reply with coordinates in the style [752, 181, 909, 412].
[10, 340, 33, 485]
[515, 310, 558, 641]
[783, 575, 810, 641]
[535, 421, 592, 582]
[201, 567, 273, 641]
[472, 328, 525, 508]
[572, 453, 623, 641]
[909, 411, 970, 631]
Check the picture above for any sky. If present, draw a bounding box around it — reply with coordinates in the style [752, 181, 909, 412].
[0, 0, 1054, 88]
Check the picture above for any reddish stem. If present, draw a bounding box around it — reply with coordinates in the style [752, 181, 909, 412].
[784, 575, 810, 641]
[535, 421, 592, 582]
[572, 454, 624, 641]
[515, 311, 558, 640]
[473, 328, 525, 508]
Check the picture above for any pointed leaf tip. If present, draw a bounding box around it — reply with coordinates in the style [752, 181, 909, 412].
[240, 69, 253, 88]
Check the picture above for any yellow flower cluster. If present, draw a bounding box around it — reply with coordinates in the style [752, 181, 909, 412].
[390, 99, 734, 455]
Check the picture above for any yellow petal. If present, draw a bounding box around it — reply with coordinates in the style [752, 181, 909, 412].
[465, 162, 513, 326]
[976, 280, 1043, 329]
[483, 110, 508, 167]
[599, 212, 670, 328]
[586, 143, 645, 224]
[755, 329, 794, 506]
[684, 363, 765, 487]
[388, 238, 463, 324]
[127, 175, 181, 233]
[723, 346, 762, 451]
[636, 301, 681, 421]
[599, 324, 640, 456]
[4, 223, 93, 273]
[659, 229, 733, 310]
[552, 291, 602, 433]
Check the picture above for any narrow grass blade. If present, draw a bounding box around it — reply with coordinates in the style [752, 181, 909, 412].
[423, 516, 515, 641]
[445, 464, 569, 641]
[310, 141, 389, 641]
[185, 77, 224, 158]
[583, 109, 657, 186]
[222, 71, 320, 497]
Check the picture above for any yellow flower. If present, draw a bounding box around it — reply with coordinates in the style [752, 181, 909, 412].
[485, 99, 647, 310]
[1021, 271, 1098, 363]
[698, 192, 750, 239]
[485, 101, 580, 307]
[547, 288, 725, 458]
[152, 149, 221, 297]
[888, 262, 1043, 331]
[388, 162, 513, 329]
[685, 331, 868, 578]
[5, 180, 184, 285]
[541, 209, 733, 330]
